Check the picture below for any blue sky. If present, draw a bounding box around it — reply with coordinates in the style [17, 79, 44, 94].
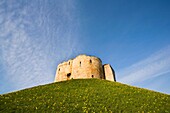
[0, 0, 170, 94]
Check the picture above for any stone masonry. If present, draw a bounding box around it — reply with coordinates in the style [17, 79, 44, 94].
[54, 55, 116, 82]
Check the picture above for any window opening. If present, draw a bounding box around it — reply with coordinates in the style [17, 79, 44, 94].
[67, 73, 71, 80]
[90, 59, 92, 63]
[92, 75, 94, 78]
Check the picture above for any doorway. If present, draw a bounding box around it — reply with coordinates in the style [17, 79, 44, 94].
[67, 73, 71, 80]
[91, 75, 94, 78]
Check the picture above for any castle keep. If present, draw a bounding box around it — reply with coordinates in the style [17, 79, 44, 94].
[54, 55, 116, 82]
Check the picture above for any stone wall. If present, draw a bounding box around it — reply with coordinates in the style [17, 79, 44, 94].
[54, 55, 115, 82]
[103, 64, 116, 81]
[54, 60, 73, 82]
[72, 55, 104, 79]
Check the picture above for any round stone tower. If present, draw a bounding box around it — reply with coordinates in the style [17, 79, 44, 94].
[54, 55, 104, 82]
[71, 55, 104, 80]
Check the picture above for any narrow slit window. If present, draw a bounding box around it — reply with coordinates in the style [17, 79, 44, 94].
[68, 62, 70, 65]
[58, 68, 60, 73]
[80, 61, 81, 67]
[92, 75, 94, 78]
[90, 59, 92, 63]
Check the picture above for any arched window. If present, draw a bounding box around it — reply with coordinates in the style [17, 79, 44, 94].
[92, 75, 94, 78]
[68, 62, 70, 65]
[90, 59, 92, 63]
[59, 68, 60, 71]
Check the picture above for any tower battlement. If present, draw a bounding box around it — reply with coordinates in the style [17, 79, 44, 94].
[54, 55, 116, 82]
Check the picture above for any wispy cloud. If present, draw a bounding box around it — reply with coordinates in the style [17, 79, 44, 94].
[118, 46, 170, 84]
[0, 0, 81, 93]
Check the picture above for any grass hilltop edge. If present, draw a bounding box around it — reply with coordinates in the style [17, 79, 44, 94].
[0, 79, 170, 112]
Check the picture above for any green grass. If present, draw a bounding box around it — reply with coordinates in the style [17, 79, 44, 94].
[0, 79, 170, 113]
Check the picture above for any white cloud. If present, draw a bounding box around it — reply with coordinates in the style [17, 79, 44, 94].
[118, 46, 170, 84]
[0, 0, 81, 93]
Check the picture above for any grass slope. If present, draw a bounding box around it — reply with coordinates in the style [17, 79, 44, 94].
[0, 79, 170, 113]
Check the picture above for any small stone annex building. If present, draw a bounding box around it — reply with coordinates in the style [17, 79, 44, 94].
[54, 55, 116, 82]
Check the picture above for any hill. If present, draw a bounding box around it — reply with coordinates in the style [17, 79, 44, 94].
[0, 79, 170, 112]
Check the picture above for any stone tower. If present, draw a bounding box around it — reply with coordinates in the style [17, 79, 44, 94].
[54, 55, 116, 82]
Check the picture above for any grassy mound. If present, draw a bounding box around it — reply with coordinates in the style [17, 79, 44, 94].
[0, 79, 170, 112]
